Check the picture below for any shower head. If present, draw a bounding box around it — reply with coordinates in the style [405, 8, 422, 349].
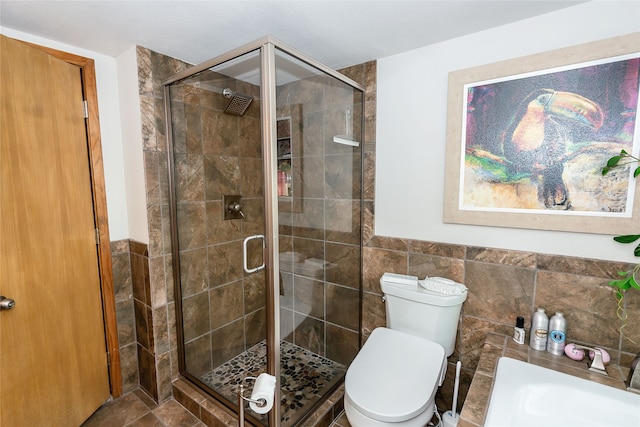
[222, 88, 253, 116]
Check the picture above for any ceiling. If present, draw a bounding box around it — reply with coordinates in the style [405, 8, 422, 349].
[1, 1, 586, 70]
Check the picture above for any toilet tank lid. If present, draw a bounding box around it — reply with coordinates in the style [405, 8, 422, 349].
[345, 327, 446, 423]
[381, 277, 467, 306]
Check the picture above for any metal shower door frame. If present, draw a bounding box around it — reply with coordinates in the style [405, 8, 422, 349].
[163, 35, 365, 427]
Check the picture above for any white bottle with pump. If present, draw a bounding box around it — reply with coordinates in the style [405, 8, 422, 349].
[547, 312, 567, 355]
[530, 307, 549, 351]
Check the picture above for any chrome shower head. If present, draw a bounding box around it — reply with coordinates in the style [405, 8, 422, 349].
[222, 88, 253, 116]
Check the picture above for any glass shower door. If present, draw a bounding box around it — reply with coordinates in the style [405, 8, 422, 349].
[274, 48, 363, 425]
[166, 48, 273, 425]
[165, 37, 364, 427]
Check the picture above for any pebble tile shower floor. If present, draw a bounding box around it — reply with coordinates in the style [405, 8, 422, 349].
[200, 340, 345, 426]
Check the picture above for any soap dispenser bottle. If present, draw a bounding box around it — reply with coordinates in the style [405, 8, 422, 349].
[529, 307, 549, 351]
[547, 312, 567, 356]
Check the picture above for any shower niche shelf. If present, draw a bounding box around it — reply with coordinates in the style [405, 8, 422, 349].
[276, 116, 292, 198]
[277, 105, 303, 212]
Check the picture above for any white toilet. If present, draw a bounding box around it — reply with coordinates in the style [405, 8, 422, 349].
[344, 274, 467, 426]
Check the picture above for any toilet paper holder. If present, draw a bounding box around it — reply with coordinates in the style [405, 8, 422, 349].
[237, 376, 267, 426]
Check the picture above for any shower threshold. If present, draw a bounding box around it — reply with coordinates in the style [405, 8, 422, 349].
[200, 340, 346, 426]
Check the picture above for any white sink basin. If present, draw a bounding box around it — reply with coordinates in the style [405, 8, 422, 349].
[484, 357, 640, 427]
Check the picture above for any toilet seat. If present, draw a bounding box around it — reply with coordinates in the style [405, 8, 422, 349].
[345, 327, 446, 423]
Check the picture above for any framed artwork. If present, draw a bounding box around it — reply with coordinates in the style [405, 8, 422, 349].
[443, 33, 640, 235]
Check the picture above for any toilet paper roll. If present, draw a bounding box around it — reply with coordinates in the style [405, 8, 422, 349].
[249, 373, 276, 415]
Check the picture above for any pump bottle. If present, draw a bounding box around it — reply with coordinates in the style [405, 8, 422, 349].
[547, 312, 567, 356]
[529, 307, 549, 351]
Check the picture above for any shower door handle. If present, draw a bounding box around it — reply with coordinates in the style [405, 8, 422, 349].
[243, 235, 265, 273]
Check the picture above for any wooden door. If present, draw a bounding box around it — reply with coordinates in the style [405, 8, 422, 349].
[0, 35, 111, 426]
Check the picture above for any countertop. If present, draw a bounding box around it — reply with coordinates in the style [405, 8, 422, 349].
[458, 333, 631, 427]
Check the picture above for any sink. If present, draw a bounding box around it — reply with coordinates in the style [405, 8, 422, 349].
[484, 357, 640, 426]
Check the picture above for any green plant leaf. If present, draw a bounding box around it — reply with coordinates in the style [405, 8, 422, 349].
[607, 155, 622, 167]
[635, 243, 640, 258]
[630, 275, 640, 290]
[634, 166, 640, 178]
[613, 234, 640, 244]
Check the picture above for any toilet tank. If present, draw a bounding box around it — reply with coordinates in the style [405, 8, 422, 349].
[380, 275, 467, 356]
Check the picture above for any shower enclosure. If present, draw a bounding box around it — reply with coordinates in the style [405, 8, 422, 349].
[163, 37, 364, 426]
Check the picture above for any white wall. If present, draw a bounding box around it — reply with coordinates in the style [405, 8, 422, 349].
[0, 28, 148, 243]
[376, 1, 640, 263]
[116, 46, 148, 244]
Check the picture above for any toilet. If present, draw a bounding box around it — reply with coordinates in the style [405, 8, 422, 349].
[344, 274, 467, 426]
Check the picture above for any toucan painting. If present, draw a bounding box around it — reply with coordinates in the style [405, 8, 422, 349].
[501, 89, 604, 209]
[462, 57, 639, 214]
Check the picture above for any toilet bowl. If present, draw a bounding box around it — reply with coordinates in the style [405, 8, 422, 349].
[344, 274, 467, 427]
[344, 327, 446, 426]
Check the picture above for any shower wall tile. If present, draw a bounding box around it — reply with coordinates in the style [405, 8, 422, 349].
[208, 242, 243, 287]
[185, 102, 203, 154]
[301, 111, 325, 157]
[120, 342, 139, 392]
[212, 319, 245, 367]
[239, 198, 264, 236]
[173, 153, 205, 202]
[239, 115, 261, 158]
[182, 291, 210, 342]
[143, 151, 162, 205]
[240, 157, 263, 197]
[300, 155, 325, 198]
[176, 203, 206, 250]
[138, 344, 158, 401]
[206, 201, 242, 244]
[112, 248, 133, 302]
[325, 242, 360, 290]
[326, 324, 359, 366]
[326, 284, 359, 331]
[185, 333, 212, 378]
[111, 240, 138, 394]
[244, 273, 266, 313]
[245, 307, 267, 349]
[203, 154, 241, 199]
[294, 276, 325, 320]
[152, 305, 171, 356]
[179, 248, 209, 297]
[147, 204, 165, 257]
[294, 315, 325, 356]
[209, 281, 243, 329]
[202, 108, 238, 155]
[325, 199, 361, 245]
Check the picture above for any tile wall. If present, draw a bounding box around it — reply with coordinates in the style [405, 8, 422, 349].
[168, 68, 268, 379]
[360, 237, 640, 410]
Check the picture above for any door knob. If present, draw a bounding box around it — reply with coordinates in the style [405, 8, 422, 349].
[0, 296, 15, 311]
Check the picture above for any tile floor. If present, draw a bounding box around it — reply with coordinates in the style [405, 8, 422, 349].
[81, 389, 204, 427]
[81, 387, 352, 427]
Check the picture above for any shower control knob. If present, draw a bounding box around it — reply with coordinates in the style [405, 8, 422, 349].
[228, 201, 242, 212]
[0, 296, 15, 311]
